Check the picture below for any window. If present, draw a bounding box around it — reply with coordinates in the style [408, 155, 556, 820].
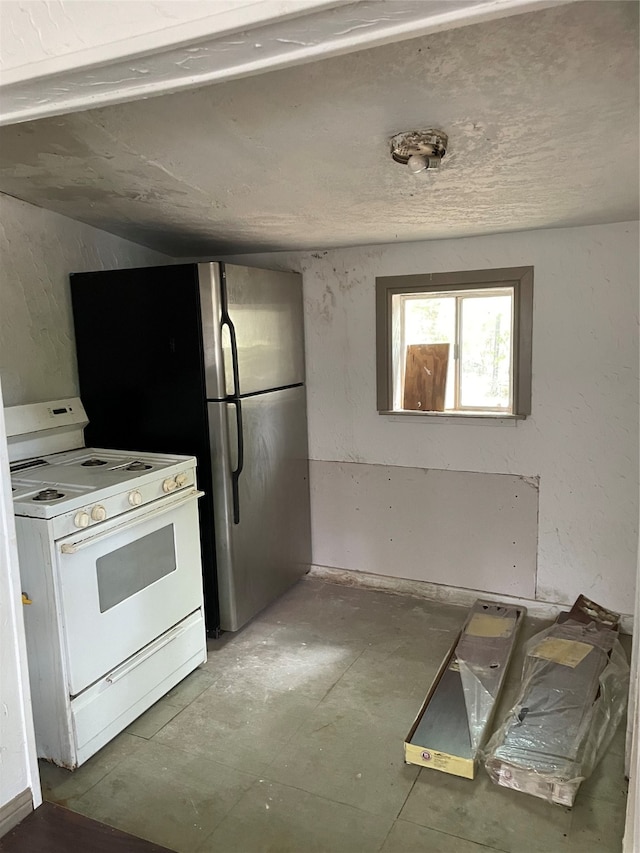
[376, 267, 533, 418]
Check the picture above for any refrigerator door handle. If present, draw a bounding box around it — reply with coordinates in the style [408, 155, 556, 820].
[221, 316, 241, 399]
[229, 399, 244, 524]
[220, 266, 241, 399]
[220, 269, 243, 524]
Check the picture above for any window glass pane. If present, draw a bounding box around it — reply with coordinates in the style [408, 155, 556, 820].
[403, 296, 456, 410]
[96, 525, 177, 612]
[459, 294, 512, 409]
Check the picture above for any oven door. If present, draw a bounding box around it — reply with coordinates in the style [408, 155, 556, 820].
[55, 489, 204, 696]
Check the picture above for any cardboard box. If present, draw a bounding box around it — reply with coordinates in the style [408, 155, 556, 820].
[484, 596, 627, 806]
[404, 600, 525, 779]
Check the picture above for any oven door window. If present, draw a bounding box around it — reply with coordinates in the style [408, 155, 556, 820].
[96, 525, 177, 612]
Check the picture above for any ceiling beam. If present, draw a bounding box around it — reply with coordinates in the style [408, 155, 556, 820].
[0, 0, 574, 126]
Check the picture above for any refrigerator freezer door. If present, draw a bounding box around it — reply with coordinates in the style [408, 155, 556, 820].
[208, 385, 311, 631]
[221, 264, 305, 396]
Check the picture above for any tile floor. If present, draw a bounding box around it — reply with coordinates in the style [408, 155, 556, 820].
[39, 578, 630, 852]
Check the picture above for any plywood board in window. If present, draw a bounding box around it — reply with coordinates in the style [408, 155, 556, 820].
[403, 343, 449, 412]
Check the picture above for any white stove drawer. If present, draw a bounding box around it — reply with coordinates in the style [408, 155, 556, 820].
[56, 490, 205, 696]
[71, 610, 206, 767]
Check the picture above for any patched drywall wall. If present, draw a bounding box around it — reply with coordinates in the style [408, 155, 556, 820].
[0, 194, 171, 407]
[225, 220, 640, 614]
[312, 462, 539, 598]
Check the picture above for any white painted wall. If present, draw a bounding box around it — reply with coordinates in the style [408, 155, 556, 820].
[0, 377, 41, 819]
[226, 220, 640, 615]
[0, 193, 171, 407]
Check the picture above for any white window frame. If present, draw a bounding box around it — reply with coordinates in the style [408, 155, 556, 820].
[376, 267, 533, 419]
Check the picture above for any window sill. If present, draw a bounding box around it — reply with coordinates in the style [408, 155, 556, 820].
[378, 410, 525, 426]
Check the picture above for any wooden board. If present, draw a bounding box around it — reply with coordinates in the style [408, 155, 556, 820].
[1, 801, 173, 852]
[403, 343, 450, 411]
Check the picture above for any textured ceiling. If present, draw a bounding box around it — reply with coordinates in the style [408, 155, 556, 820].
[0, 1, 637, 256]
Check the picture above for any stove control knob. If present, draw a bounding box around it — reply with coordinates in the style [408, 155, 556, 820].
[128, 490, 142, 506]
[91, 505, 107, 522]
[74, 511, 90, 529]
[163, 477, 177, 493]
[175, 473, 188, 487]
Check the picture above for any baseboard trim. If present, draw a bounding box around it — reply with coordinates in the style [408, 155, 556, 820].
[0, 788, 33, 838]
[307, 565, 634, 634]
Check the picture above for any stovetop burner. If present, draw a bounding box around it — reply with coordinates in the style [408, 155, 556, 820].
[81, 458, 108, 467]
[33, 488, 65, 502]
[126, 461, 152, 471]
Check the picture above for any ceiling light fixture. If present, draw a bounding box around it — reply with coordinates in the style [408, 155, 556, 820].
[390, 129, 448, 175]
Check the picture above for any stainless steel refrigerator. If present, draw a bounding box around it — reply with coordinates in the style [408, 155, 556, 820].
[70, 262, 311, 634]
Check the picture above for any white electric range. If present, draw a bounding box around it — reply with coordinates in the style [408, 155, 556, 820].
[7, 397, 207, 768]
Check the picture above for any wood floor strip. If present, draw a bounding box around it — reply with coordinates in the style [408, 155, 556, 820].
[0, 801, 174, 852]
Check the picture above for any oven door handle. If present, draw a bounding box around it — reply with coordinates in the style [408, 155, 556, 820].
[59, 489, 204, 555]
[104, 614, 197, 687]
